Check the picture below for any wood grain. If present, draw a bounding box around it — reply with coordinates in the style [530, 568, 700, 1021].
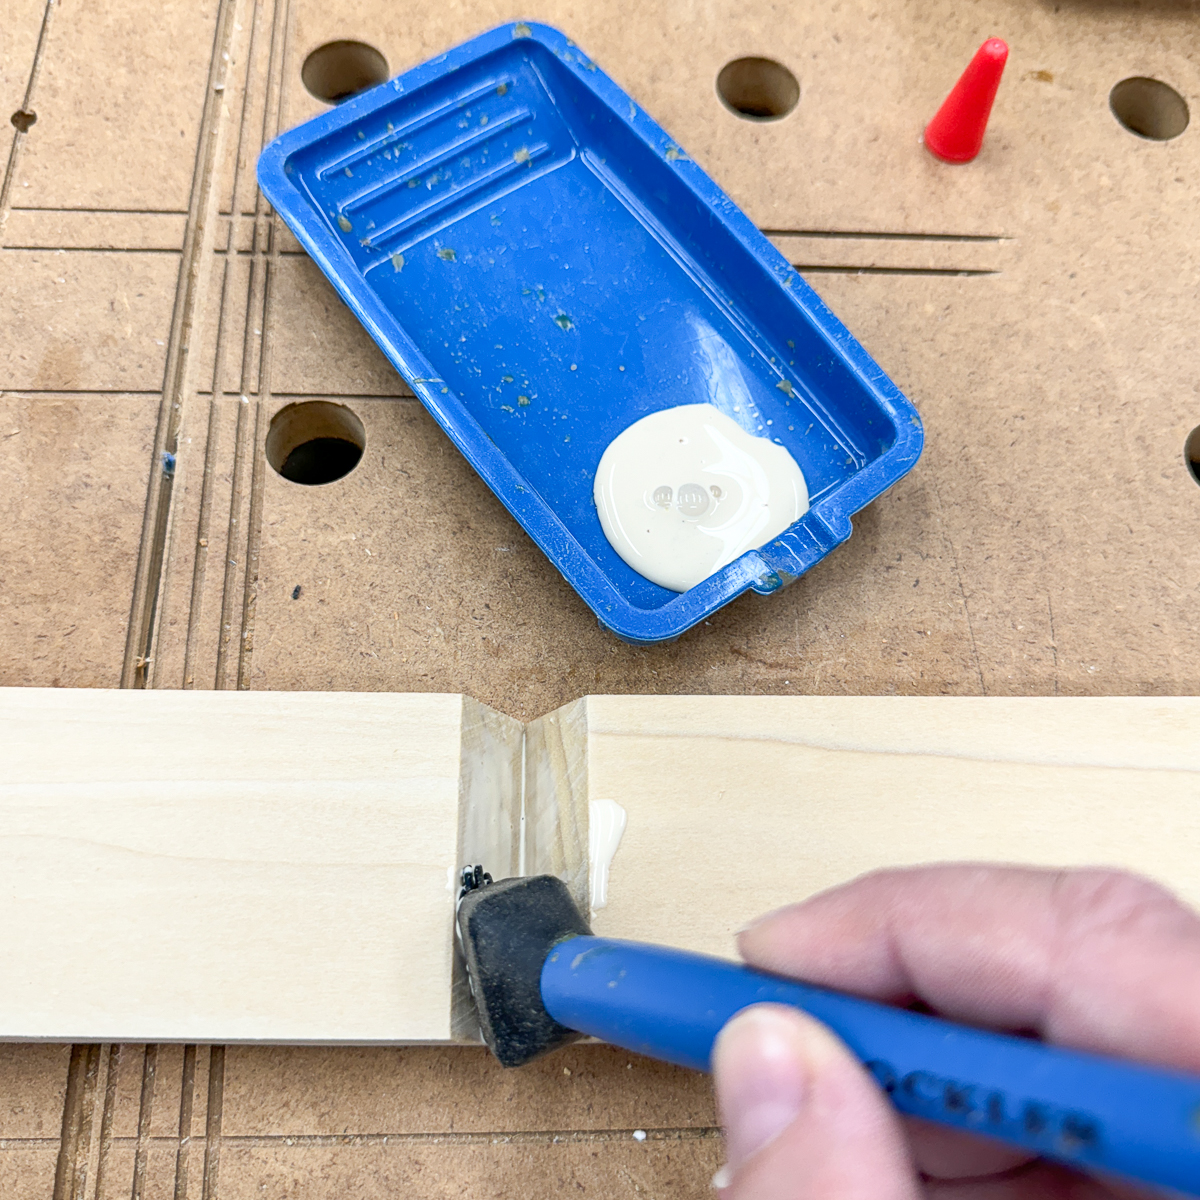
[524, 697, 589, 911]
[0, 688, 522, 1042]
[571, 696, 1200, 956]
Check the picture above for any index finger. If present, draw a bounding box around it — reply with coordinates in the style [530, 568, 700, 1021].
[737, 864, 1200, 1072]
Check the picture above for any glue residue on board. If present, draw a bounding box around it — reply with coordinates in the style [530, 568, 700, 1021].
[593, 404, 809, 592]
[588, 798, 627, 912]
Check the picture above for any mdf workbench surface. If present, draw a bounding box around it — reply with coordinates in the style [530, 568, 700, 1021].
[2, 0, 1199, 1195]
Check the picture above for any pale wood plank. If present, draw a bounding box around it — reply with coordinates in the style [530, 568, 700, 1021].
[571, 697, 1200, 957]
[0, 689, 522, 1042]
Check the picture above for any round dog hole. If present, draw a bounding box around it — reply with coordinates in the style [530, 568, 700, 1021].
[302, 41, 389, 103]
[1109, 77, 1189, 141]
[266, 401, 365, 485]
[717, 58, 799, 120]
[1186, 424, 1200, 487]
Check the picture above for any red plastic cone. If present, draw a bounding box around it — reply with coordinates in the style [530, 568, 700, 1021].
[924, 38, 1009, 163]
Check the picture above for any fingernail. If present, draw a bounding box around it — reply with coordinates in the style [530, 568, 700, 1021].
[712, 1005, 810, 1181]
[733, 904, 786, 937]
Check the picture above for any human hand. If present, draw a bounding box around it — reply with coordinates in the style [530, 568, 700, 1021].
[711, 865, 1200, 1198]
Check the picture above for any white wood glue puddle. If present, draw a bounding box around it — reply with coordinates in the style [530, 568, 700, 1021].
[593, 403, 809, 591]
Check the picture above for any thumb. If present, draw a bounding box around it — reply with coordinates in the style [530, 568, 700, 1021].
[712, 1004, 920, 1200]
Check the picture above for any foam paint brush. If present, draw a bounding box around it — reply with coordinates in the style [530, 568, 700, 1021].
[456, 869, 1200, 1196]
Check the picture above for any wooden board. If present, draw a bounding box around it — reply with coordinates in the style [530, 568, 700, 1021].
[4, 689, 1198, 1044]
[0, 688, 522, 1041]
[565, 696, 1200, 953]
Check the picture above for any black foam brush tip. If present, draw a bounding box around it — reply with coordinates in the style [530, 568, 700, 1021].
[456, 873, 592, 1067]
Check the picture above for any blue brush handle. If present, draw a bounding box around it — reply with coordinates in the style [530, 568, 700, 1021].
[541, 936, 1200, 1194]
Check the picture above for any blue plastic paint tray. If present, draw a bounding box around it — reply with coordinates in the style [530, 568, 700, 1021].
[258, 22, 922, 643]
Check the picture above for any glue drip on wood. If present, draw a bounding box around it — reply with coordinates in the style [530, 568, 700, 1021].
[593, 404, 809, 592]
[588, 798, 627, 912]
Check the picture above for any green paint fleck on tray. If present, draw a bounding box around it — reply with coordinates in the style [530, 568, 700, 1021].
[437, 248, 457, 261]
[501, 404, 514, 412]
[518, 395, 530, 406]
[776, 380, 794, 396]
[787, 339, 795, 349]
[513, 22, 532, 37]
[554, 312, 573, 330]
[513, 146, 531, 164]
[337, 214, 352, 233]
[502, 374, 514, 383]
[391, 253, 405, 272]
[665, 147, 684, 161]
[497, 82, 508, 95]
